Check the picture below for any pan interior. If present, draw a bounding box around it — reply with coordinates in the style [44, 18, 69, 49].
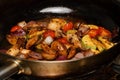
[0, 2, 119, 62]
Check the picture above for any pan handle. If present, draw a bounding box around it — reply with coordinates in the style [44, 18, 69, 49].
[0, 60, 22, 80]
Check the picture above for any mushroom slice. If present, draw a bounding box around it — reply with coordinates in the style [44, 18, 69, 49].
[41, 44, 57, 60]
[26, 36, 38, 49]
[6, 34, 18, 45]
[51, 41, 67, 56]
[67, 46, 76, 59]
[41, 44, 56, 54]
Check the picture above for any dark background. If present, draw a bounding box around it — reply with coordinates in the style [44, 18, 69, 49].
[0, 0, 120, 25]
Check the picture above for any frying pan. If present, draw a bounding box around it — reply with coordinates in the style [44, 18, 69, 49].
[0, 0, 120, 80]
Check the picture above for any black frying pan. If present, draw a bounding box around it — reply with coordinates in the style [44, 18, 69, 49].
[0, 0, 120, 80]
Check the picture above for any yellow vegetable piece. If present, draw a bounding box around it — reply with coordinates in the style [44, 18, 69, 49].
[91, 38, 105, 52]
[87, 25, 99, 29]
[67, 30, 77, 34]
[28, 30, 45, 38]
[36, 44, 42, 49]
[98, 36, 114, 49]
[81, 35, 96, 50]
[91, 49, 100, 54]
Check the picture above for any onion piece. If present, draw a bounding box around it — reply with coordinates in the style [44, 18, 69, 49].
[72, 52, 84, 60]
[17, 21, 27, 28]
[84, 50, 94, 57]
[43, 36, 53, 45]
[20, 48, 31, 55]
[12, 29, 26, 36]
[56, 55, 67, 60]
[28, 51, 43, 60]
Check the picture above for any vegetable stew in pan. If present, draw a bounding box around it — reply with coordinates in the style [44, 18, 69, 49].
[5, 17, 116, 61]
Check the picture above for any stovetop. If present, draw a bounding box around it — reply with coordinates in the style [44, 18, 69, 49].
[6, 63, 120, 80]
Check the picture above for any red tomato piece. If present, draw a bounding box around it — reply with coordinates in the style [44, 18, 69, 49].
[43, 30, 55, 38]
[88, 29, 99, 38]
[10, 25, 22, 32]
[98, 27, 112, 38]
[62, 22, 73, 32]
[58, 37, 68, 44]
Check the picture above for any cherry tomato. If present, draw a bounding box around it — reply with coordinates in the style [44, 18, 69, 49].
[88, 29, 99, 38]
[98, 27, 112, 38]
[43, 30, 55, 38]
[62, 22, 73, 32]
[58, 37, 68, 44]
[10, 25, 22, 32]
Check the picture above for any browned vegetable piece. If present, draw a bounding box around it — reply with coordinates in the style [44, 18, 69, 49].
[17, 48, 31, 58]
[48, 18, 66, 31]
[51, 41, 67, 56]
[16, 38, 26, 48]
[41, 44, 56, 54]
[6, 45, 19, 56]
[26, 36, 38, 49]
[83, 50, 94, 57]
[6, 35, 18, 45]
[41, 51, 57, 60]
[23, 21, 39, 30]
[41, 44, 57, 60]
[36, 21, 48, 28]
[77, 24, 90, 37]
[67, 46, 76, 59]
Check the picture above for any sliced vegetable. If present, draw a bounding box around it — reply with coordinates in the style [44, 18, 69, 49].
[6, 35, 18, 45]
[98, 36, 114, 49]
[10, 25, 22, 32]
[28, 51, 43, 60]
[43, 30, 55, 38]
[83, 50, 94, 57]
[48, 18, 66, 31]
[43, 36, 53, 45]
[26, 36, 39, 49]
[17, 21, 27, 28]
[67, 46, 76, 59]
[67, 30, 77, 34]
[88, 25, 99, 29]
[13, 29, 26, 36]
[98, 27, 112, 38]
[6, 45, 19, 56]
[73, 52, 84, 59]
[88, 29, 99, 38]
[56, 55, 67, 60]
[81, 35, 96, 50]
[62, 22, 73, 32]
[91, 38, 105, 52]
[28, 30, 45, 38]
[51, 41, 67, 56]
[58, 37, 68, 44]
[36, 44, 42, 50]
[41, 51, 57, 60]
